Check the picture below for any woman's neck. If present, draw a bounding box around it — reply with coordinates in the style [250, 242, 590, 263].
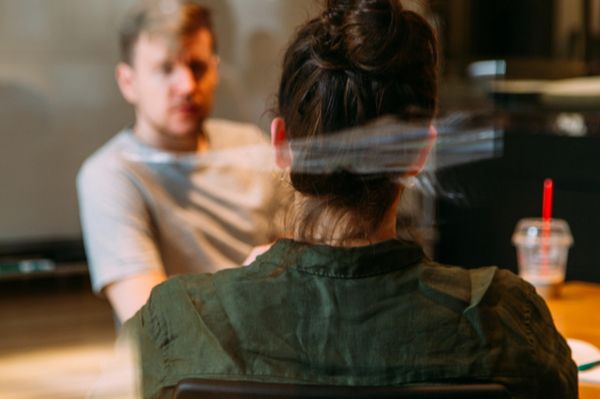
[292, 192, 400, 247]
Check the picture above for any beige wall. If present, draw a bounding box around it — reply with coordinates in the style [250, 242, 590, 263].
[0, 0, 136, 241]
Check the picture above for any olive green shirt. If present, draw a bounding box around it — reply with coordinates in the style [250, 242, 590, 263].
[122, 239, 577, 399]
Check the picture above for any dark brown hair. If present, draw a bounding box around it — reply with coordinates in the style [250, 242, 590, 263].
[119, 0, 216, 65]
[276, 0, 439, 243]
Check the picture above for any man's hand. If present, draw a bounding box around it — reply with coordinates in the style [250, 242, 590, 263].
[103, 271, 167, 323]
[242, 243, 275, 266]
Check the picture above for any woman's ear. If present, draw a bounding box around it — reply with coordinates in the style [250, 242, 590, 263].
[271, 117, 291, 169]
[409, 125, 437, 176]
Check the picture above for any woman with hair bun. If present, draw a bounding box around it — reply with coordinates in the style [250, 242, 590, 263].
[122, 1, 577, 398]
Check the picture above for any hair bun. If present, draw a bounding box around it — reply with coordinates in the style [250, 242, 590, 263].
[313, 0, 436, 77]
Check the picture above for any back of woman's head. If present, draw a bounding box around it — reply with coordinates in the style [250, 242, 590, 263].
[277, 0, 439, 243]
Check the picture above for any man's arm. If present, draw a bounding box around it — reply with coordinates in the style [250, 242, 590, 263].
[77, 156, 168, 322]
[104, 270, 167, 323]
[242, 243, 275, 266]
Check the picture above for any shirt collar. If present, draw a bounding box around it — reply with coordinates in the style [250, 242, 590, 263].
[259, 239, 425, 279]
[118, 128, 273, 172]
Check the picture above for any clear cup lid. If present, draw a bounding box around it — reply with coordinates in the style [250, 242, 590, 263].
[511, 218, 574, 247]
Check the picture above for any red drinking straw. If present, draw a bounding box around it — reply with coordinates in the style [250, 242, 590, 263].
[543, 179, 554, 221]
[541, 179, 553, 274]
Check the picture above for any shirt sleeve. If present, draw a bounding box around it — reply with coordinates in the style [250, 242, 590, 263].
[119, 312, 168, 399]
[119, 280, 179, 399]
[525, 285, 579, 399]
[77, 159, 164, 294]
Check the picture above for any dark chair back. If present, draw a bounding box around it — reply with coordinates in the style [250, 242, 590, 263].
[172, 378, 511, 399]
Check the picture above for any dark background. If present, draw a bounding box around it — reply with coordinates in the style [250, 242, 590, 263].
[428, 0, 600, 282]
[436, 129, 600, 282]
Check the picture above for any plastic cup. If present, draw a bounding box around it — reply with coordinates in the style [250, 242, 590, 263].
[511, 218, 574, 299]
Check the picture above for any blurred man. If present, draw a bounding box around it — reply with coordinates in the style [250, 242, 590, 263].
[77, 0, 282, 323]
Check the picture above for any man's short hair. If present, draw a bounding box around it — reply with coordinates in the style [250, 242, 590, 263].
[119, 0, 216, 65]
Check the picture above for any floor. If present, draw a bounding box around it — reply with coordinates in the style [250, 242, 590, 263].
[0, 276, 120, 399]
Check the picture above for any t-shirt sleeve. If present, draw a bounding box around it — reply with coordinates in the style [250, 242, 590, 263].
[119, 278, 193, 399]
[525, 285, 579, 399]
[77, 159, 164, 294]
[119, 299, 170, 399]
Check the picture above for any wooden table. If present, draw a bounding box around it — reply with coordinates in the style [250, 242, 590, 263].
[545, 282, 600, 399]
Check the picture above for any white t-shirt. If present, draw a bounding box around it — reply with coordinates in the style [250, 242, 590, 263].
[77, 119, 285, 293]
